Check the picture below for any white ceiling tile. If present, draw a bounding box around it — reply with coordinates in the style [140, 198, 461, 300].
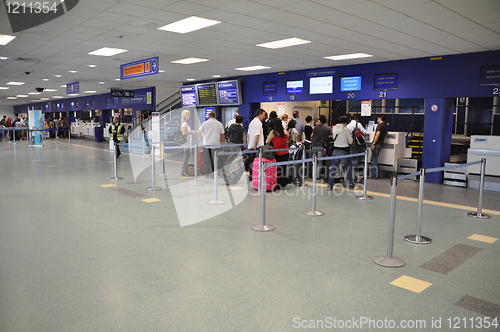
[337, 1, 391, 16]
[92, 11, 137, 24]
[79, 19, 123, 30]
[372, 0, 432, 9]
[220, 1, 271, 15]
[250, 8, 298, 21]
[281, 1, 332, 15]
[162, 1, 214, 15]
[64, 6, 102, 19]
[310, 0, 366, 9]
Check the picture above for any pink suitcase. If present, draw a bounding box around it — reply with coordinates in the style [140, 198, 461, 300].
[251, 157, 277, 191]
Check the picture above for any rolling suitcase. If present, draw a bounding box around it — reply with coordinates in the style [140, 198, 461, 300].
[251, 157, 277, 191]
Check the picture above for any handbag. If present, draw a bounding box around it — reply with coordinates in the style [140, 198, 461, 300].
[174, 130, 187, 144]
[258, 145, 274, 159]
[324, 134, 338, 156]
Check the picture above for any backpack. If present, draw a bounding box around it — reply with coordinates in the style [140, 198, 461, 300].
[228, 123, 244, 144]
[351, 122, 366, 152]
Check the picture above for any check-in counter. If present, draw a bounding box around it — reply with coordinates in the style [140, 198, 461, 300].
[104, 123, 111, 139]
[366, 131, 412, 173]
[85, 122, 98, 137]
[467, 135, 500, 192]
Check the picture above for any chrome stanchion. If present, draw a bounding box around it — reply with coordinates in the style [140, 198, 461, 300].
[251, 162, 275, 231]
[158, 140, 168, 177]
[468, 158, 491, 219]
[68, 129, 71, 146]
[405, 169, 431, 244]
[374, 176, 406, 267]
[208, 149, 224, 205]
[110, 141, 123, 181]
[146, 145, 161, 191]
[192, 143, 202, 186]
[356, 151, 374, 200]
[251, 148, 268, 197]
[304, 154, 324, 216]
[299, 146, 310, 188]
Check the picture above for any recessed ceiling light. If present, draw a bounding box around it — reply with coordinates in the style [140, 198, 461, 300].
[324, 53, 373, 61]
[7, 97, 17, 99]
[69, 70, 78, 73]
[28, 92, 41, 95]
[213, 75, 221, 78]
[235, 65, 271, 71]
[115, 78, 120, 81]
[0, 57, 8, 60]
[89, 47, 127, 56]
[158, 16, 221, 34]
[88, 64, 97, 67]
[52, 96, 64, 98]
[7, 82, 25, 85]
[67, 94, 79, 96]
[43, 78, 49, 81]
[54, 75, 62, 77]
[16, 95, 28, 97]
[0, 87, 9, 90]
[0, 35, 16, 46]
[186, 79, 195, 81]
[171, 57, 209, 65]
[257, 37, 311, 49]
[41, 98, 50, 100]
[84, 90, 97, 93]
[45, 89, 57, 92]
[99, 82, 105, 84]
[159, 70, 165, 73]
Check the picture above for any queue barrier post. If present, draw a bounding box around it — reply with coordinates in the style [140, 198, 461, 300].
[405, 168, 431, 244]
[192, 143, 203, 186]
[374, 176, 406, 268]
[356, 151, 374, 200]
[158, 140, 168, 177]
[299, 146, 310, 188]
[251, 162, 275, 232]
[110, 141, 123, 181]
[146, 145, 162, 191]
[304, 154, 324, 216]
[207, 149, 224, 205]
[468, 158, 491, 219]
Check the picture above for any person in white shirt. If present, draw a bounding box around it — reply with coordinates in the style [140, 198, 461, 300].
[198, 112, 225, 177]
[246, 109, 266, 180]
[180, 110, 196, 176]
[327, 116, 355, 190]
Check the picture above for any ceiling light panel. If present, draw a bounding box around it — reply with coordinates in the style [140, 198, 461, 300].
[88, 47, 128, 56]
[171, 57, 209, 64]
[323, 53, 373, 60]
[235, 65, 271, 71]
[0, 35, 16, 45]
[158, 16, 221, 34]
[7, 82, 25, 85]
[257, 38, 311, 49]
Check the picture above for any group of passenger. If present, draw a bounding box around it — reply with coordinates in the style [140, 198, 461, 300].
[177, 109, 388, 191]
[0, 115, 29, 140]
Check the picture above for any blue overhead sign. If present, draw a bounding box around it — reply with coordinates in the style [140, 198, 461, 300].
[120, 56, 159, 80]
[66, 81, 79, 94]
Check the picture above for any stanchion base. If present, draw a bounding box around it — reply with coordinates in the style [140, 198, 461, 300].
[467, 212, 491, 219]
[251, 224, 275, 232]
[404, 235, 432, 244]
[373, 256, 406, 268]
[356, 195, 374, 200]
[303, 210, 325, 216]
[157, 173, 169, 177]
[207, 199, 224, 205]
[298, 184, 311, 188]
[146, 187, 162, 191]
[110, 177, 123, 181]
[191, 181, 203, 186]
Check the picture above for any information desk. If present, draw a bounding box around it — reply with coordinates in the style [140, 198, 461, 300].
[366, 131, 412, 173]
[467, 135, 500, 192]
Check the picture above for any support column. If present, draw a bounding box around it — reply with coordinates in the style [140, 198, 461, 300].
[422, 98, 454, 183]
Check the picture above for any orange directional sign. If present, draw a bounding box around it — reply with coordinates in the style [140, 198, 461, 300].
[120, 57, 159, 79]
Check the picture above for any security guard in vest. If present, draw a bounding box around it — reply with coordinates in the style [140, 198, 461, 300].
[109, 117, 125, 158]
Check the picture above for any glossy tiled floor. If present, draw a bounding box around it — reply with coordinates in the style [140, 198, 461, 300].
[1, 139, 499, 331]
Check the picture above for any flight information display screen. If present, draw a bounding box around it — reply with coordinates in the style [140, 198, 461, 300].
[374, 73, 398, 90]
[197, 83, 218, 105]
[180, 85, 198, 106]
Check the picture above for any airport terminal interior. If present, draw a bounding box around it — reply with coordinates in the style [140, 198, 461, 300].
[0, 137, 499, 331]
[1, 0, 500, 331]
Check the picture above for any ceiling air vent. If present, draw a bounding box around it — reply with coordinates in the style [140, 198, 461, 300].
[15, 57, 39, 63]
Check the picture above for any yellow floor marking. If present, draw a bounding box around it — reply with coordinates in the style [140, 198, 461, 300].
[142, 198, 161, 203]
[101, 184, 116, 187]
[390, 275, 432, 294]
[228, 186, 245, 190]
[468, 234, 498, 244]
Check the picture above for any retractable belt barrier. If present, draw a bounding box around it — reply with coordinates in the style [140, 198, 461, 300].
[375, 158, 489, 269]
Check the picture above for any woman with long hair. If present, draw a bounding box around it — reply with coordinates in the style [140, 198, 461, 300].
[180, 110, 196, 176]
[266, 120, 290, 189]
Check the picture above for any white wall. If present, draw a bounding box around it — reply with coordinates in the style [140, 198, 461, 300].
[261, 100, 324, 121]
[0, 104, 15, 118]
